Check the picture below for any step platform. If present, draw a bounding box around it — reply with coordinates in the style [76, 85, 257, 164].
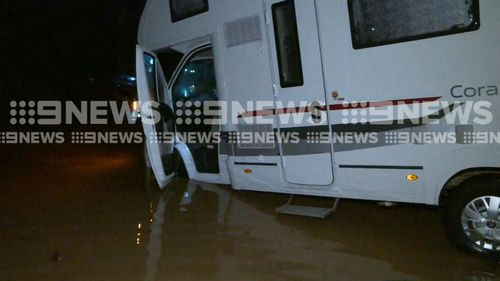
[275, 195, 340, 219]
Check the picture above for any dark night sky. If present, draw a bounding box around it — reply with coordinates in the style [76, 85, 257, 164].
[0, 0, 146, 103]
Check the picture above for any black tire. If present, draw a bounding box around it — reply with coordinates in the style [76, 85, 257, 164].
[444, 176, 500, 259]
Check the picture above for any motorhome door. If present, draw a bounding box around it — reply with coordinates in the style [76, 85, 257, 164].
[265, 0, 334, 186]
[136, 45, 176, 189]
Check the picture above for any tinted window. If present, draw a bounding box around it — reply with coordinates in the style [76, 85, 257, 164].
[170, 0, 209, 23]
[272, 0, 304, 88]
[348, 0, 480, 49]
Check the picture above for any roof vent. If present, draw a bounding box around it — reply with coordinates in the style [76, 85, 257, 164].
[224, 15, 262, 48]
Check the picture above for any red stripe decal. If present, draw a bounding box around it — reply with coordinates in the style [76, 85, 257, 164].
[238, 96, 441, 118]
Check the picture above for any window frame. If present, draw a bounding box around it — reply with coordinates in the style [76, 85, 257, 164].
[169, 0, 209, 23]
[347, 0, 481, 50]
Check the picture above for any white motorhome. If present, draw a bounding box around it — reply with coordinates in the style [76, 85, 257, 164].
[136, 0, 500, 257]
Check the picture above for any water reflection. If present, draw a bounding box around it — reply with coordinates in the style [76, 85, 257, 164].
[179, 180, 230, 224]
[140, 180, 500, 281]
[2, 145, 497, 281]
[145, 191, 173, 281]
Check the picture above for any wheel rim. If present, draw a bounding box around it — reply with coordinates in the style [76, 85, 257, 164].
[461, 196, 500, 251]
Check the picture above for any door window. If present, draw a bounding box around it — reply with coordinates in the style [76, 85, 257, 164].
[143, 53, 158, 100]
[172, 48, 219, 174]
[172, 49, 217, 102]
[272, 0, 304, 88]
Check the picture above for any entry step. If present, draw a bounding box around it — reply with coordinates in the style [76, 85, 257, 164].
[275, 195, 340, 219]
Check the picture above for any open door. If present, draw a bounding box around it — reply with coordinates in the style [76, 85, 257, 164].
[136, 45, 176, 189]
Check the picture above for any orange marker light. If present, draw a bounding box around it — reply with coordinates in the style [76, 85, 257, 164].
[406, 174, 419, 181]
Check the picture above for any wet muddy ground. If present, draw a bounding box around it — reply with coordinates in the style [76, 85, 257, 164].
[0, 144, 498, 281]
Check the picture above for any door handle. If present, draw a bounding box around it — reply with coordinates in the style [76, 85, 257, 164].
[310, 101, 323, 124]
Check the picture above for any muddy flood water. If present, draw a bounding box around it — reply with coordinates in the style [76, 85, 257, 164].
[0, 144, 499, 281]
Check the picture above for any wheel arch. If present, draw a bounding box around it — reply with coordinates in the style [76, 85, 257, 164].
[438, 168, 500, 206]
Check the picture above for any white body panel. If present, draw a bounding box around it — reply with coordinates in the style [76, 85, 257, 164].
[137, 0, 500, 205]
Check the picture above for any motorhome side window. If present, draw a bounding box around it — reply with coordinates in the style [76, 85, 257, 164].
[272, 0, 304, 88]
[170, 0, 209, 22]
[348, 0, 480, 49]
